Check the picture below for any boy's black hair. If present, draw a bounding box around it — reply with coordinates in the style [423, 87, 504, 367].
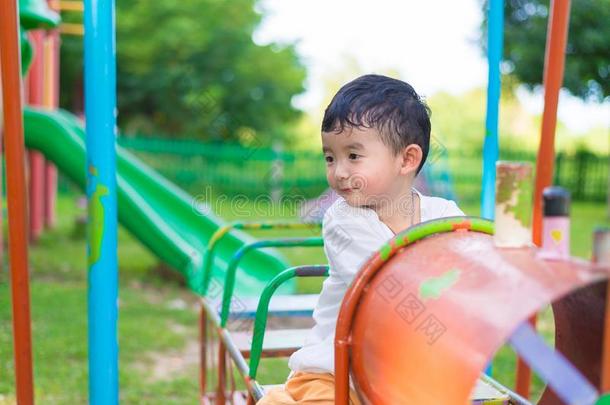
[322, 74, 431, 174]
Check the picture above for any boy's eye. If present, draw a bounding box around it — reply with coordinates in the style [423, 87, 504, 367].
[325, 156, 334, 163]
[349, 153, 360, 160]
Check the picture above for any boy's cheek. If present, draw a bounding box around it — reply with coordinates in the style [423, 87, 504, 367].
[325, 170, 333, 185]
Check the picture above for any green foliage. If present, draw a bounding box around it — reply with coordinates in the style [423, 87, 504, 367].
[481, 0, 610, 102]
[59, 0, 306, 144]
[426, 87, 607, 154]
[427, 88, 542, 151]
[427, 89, 488, 150]
[58, 11, 83, 111]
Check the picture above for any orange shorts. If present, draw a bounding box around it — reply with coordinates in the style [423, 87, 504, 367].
[257, 372, 361, 405]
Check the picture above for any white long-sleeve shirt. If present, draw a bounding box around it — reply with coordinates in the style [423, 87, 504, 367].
[288, 188, 465, 374]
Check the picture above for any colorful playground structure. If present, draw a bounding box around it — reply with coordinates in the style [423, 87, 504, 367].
[1, 0, 610, 404]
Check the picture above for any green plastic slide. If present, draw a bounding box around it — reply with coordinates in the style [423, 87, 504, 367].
[23, 107, 293, 296]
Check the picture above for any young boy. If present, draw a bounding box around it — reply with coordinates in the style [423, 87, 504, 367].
[258, 74, 464, 404]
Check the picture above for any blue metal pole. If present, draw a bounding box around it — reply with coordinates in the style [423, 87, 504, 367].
[84, 0, 118, 403]
[482, 0, 504, 377]
[481, 0, 504, 219]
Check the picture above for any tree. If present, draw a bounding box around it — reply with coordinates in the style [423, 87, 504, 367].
[59, 0, 307, 144]
[481, 0, 610, 216]
[481, 0, 610, 102]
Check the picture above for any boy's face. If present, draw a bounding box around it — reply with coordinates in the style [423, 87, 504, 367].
[322, 126, 418, 209]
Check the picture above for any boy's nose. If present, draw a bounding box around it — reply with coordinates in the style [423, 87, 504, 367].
[333, 162, 350, 181]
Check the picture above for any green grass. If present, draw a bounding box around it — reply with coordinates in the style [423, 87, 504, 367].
[0, 193, 607, 403]
[1, 195, 201, 404]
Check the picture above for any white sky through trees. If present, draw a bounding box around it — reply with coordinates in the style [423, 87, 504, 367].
[254, 0, 609, 134]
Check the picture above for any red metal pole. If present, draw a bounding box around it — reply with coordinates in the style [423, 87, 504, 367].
[595, 230, 610, 391]
[43, 0, 59, 228]
[216, 340, 227, 404]
[515, 0, 572, 398]
[0, 0, 35, 403]
[199, 305, 208, 400]
[532, 0, 572, 246]
[0, 126, 3, 266]
[600, 278, 610, 392]
[44, 154, 58, 228]
[27, 30, 46, 242]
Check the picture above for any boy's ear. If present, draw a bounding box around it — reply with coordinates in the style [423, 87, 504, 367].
[399, 144, 423, 175]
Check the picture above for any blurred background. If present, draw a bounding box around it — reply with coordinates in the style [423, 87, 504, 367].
[1, 1, 609, 403]
[55, 0, 610, 208]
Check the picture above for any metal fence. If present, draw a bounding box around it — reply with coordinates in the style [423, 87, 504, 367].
[111, 136, 607, 204]
[449, 148, 608, 203]
[116, 136, 328, 200]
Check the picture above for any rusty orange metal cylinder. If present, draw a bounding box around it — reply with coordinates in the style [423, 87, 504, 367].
[337, 224, 607, 404]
